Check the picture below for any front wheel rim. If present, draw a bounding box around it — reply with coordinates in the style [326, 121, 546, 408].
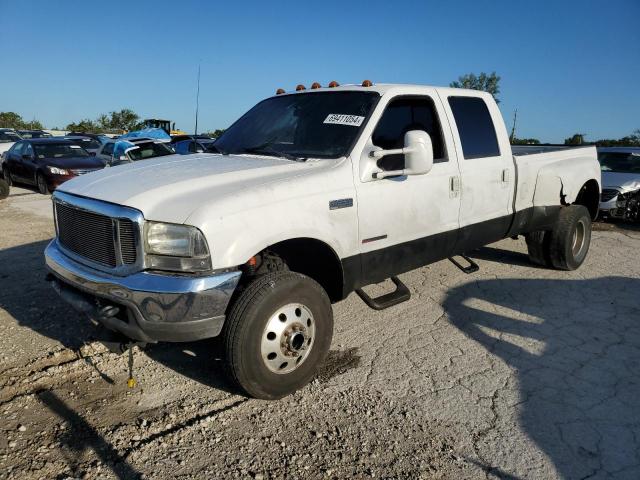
[261, 303, 316, 374]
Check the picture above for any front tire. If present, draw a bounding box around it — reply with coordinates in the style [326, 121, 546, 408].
[0, 178, 9, 200]
[548, 205, 592, 270]
[37, 172, 49, 195]
[222, 271, 333, 400]
[2, 166, 12, 187]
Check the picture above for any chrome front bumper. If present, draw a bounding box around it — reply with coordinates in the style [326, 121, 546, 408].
[45, 240, 242, 342]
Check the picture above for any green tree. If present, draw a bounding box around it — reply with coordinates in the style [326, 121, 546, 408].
[511, 137, 541, 145]
[65, 119, 100, 133]
[101, 108, 143, 132]
[564, 133, 586, 145]
[450, 72, 501, 103]
[207, 129, 226, 139]
[0, 112, 26, 129]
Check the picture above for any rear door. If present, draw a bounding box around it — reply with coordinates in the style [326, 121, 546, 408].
[7, 141, 25, 180]
[438, 92, 515, 253]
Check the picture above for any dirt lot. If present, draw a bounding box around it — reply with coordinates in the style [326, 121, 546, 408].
[1, 186, 640, 480]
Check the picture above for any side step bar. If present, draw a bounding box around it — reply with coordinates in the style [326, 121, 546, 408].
[355, 276, 411, 311]
[448, 255, 479, 274]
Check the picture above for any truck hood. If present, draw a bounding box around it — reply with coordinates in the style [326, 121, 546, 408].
[601, 171, 640, 192]
[57, 153, 322, 223]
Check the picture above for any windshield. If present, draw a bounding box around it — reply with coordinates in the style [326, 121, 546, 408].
[214, 91, 379, 159]
[598, 152, 640, 174]
[0, 131, 21, 143]
[127, 142, 174, 161]
[35, 143, 89, 158]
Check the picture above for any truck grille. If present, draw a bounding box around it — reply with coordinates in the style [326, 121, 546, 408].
[55, 202, 137, 268]
[601, 189, 619, 202]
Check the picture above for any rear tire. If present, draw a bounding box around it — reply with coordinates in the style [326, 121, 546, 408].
[548, 205, 592, 270]
[525, 230, 552, 267]
[222, 271, 333, 400]
[2, 166, 12, 187]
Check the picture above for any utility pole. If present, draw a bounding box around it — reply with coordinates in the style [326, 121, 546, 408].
[509, 108, 518, 143]
[194, 63, 201, 136]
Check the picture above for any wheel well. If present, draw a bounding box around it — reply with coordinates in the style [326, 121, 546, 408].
[573, 179, 599, 220]
[253, 238, 345, 303]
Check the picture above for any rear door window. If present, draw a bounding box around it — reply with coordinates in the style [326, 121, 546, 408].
[448, 96, 500, 159]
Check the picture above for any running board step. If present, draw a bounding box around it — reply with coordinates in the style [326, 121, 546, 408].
[448, 255, 479, 274]
[355, 276, 411, 311]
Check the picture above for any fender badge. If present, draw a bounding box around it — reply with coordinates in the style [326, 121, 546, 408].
[329, 198, 353, 210]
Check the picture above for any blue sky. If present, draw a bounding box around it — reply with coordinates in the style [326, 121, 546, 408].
[1, 0, 638, 143]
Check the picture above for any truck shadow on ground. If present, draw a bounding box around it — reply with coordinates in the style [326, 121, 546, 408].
[443, 276, 640, 479]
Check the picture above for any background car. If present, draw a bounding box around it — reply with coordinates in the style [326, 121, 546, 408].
[173, 136, 219, 155]
[2, 138, 104, 194]
[96, 137, 175, 166]
[16, 129, 52, 139]
[63, 135, 102, 156]
[0, 128, 22, 163]
[598, 147, 640, 220]
[66, 131, 112, 144]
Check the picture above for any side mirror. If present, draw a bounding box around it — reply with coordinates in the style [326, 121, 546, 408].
[370, 130, 434, 179]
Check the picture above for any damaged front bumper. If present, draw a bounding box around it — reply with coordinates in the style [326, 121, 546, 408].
[45, 240, 242, 343]
[599, 189, 640, 221]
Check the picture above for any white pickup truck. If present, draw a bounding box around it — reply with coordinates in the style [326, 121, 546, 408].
[45, 82, 601, 399]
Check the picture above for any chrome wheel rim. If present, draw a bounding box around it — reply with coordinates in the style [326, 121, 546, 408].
[261, 303, 315, 374]
[572, 219, 586, 257]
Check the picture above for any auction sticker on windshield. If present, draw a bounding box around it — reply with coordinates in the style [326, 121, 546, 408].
[323, 114, 365, 127]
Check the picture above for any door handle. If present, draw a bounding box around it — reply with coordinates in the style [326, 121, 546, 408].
[450, 176, 460, 198]
[501, 168, 510, 183]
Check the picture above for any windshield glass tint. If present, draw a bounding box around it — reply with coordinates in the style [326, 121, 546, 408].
[215, 91, 378, 159]
[598, 152, 640, 174]
[34, 144, 89, 159]
[0, 132, 21, 143]
[127, 142, 173, 161]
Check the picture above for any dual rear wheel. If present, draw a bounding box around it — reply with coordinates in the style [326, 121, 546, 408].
[525, 205, 592, 270]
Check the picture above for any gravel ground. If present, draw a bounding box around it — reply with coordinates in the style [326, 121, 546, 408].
[1, 186, 639, 480]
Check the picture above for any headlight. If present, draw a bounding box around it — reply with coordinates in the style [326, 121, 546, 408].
[48, 166, 69, 175]
[144, 222, 211, 273]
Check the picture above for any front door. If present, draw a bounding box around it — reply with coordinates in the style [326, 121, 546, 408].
[353, 92, 461, 286]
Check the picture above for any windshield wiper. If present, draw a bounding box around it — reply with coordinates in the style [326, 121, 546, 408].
[240, 143, 307, 162]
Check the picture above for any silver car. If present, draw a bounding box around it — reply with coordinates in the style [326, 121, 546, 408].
[598, 147, 640, 221]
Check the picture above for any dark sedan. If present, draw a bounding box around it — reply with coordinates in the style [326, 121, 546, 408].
[2, 138, 104, 194]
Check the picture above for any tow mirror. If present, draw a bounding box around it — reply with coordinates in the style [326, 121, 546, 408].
[370, 130, 434, 179]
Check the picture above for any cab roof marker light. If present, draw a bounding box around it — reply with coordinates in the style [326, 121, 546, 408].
[295, 84, 306, 91]
[362, 79, 373, 87]
[276, 88, 286, 95]
[328, 81, 339, 88]
[311, 82, 321, 89]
